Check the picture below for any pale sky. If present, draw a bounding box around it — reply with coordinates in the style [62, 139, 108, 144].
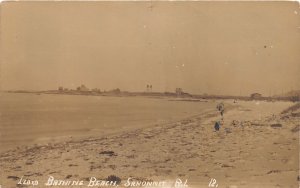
[1, 1, 300, 96]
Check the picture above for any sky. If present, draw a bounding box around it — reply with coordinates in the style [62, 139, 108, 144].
[1, 1, 300, 96]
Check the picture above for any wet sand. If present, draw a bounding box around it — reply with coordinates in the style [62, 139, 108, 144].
[0, 100, 299, 188]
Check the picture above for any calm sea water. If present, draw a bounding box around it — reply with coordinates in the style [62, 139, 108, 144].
[0, 93, 215, 151]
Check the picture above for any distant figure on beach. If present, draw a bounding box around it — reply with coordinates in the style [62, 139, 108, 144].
[216, 102, 225, 118]
[214, 121, 221, 131]
[214, 103, 224, 131]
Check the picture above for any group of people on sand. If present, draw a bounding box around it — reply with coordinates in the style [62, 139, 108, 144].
[214, 102, 224, 131]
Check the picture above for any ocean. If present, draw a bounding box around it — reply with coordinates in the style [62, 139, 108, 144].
[0, 92, 216, 151]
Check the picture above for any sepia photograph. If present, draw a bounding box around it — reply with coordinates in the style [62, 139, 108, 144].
[0, 1, 299, 188]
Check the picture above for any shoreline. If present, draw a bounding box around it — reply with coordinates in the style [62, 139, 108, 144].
[3, 90, 299, 102]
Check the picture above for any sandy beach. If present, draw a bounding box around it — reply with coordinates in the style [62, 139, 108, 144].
[0, 99, 299, 188]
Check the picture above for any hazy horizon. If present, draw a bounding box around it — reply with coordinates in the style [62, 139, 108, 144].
[1, 1, 300, 96]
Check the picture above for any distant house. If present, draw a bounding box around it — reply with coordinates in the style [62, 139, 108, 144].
[250, 93, 262, 99]
[58, 86, 69, 92]
[76, 84, 89, 92]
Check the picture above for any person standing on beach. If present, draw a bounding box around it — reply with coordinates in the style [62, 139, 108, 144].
[214, 121, 221, 131]
[214, 102, 225, 131]
[216, 102, 224, 119]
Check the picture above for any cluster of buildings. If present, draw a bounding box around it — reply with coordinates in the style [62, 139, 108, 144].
[57, 84, 189, 97]
[58, 85, 121, 94]
[58, 85, 99, 93]
[57, 85, 299, 102]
